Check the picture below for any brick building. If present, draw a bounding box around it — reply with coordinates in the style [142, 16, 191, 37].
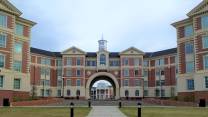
[0, 0, 208, 106]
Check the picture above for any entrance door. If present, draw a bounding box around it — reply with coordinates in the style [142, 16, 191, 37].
[3, 98, 10, 107]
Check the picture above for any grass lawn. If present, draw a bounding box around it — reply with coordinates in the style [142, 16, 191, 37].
[120, 107, 208, 117]
[0, 107, 91, 117]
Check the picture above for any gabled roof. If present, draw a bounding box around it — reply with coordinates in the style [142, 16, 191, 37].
[0, 0, 22, 16]
[62, 46, 86, 55]
[120, 47, 144, 55]
[30, 47, 62, 57]
[187, 0, 208, 17]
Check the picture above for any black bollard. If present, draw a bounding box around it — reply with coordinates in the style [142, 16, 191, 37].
[70, 102, 74, 117]
[88, 100, 91, 108]
[137, 102, 141, 117]
[119, 101, 122, 108]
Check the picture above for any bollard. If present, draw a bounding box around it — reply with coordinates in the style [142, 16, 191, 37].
[137, 102, 141, 117]
[88, 100, 91, 108]
[70, 102, 74, 117]
[119, 101, 122, 108]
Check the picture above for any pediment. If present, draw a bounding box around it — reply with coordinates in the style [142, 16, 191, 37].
[62, 46, 86, 55]
[120, 47, 144, 55]
[0, 0, 22, 16]
[187, 0, 208, 17]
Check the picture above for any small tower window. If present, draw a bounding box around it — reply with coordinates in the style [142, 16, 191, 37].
[100, 54, 106, 65]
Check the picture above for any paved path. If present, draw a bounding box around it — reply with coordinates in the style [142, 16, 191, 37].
[87, 106, 127, 117]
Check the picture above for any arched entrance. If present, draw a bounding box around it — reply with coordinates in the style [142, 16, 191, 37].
[85, 72, 120, 100]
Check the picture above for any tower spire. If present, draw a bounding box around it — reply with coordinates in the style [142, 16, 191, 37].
[98, 34, 107, 51]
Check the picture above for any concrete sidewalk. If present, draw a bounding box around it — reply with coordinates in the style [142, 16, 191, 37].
[87, 106, 127, 117]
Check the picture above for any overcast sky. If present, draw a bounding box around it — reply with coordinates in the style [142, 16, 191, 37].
[10, 0, 202, 52]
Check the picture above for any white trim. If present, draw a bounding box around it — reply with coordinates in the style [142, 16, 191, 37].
[202, 35, 208, 49]
[0, 12, 8, 28]
[0, 53, 5, 68]
[0, 32, 7, 48]
[0, 75, 4, 88]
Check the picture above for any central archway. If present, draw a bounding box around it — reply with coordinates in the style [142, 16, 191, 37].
[85, 72, 120, 100]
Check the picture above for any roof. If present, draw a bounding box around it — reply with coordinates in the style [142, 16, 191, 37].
[30, 47, 62, 57]
[144, 48, 177, 58]
[30, 47, 177, 58]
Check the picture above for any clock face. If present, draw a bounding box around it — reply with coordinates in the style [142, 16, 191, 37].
[114, 71, 118, 75]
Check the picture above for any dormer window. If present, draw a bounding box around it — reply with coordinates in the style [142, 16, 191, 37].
[100, 54, 106, 65]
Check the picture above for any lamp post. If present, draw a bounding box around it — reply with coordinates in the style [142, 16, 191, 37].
[137, 102, 141, 117]
[70, 102, 74, 117]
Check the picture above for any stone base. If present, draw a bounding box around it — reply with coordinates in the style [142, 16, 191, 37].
[178, 91, 208, 104]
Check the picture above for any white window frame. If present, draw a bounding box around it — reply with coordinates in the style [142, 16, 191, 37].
[0, 32, 7, 48]
[0, 12, 8, 28]
[202, 36, 208, 49]
[14, 79, 21, 89]
[66, 79, 71, 86]
[0, 53, 5, 68]
[203, 55, 208, 70]
[0, 75, 4, 88]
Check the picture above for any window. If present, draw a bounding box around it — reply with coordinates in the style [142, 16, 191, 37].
[185, 42, 194, 54]
[67, 90, 71, 96]
[86, 60, 96, 66]
[56, 59, 62, 66]
[110, 60, 119, 66]
[144, 90, 148, 96]
[135, 90, 139, 96]
[186, 61, 194, 73]
[76, 58, 81, 66]
[0, 14, 7, 27]
[57, 69, 62, 76]
[134, 69, 139, 76]
[0, 76, 3, 88]
[46, 89, 50, 96]
[156, 80, 165, 86]
[184, 25, 193, 37]
[13, 60, 22, 72]
[66, 79, 71, 86]
[76, 69, 81, 77]
[125, 90, 129, 97]
[155, 89, 160, 97]
[14, 42, 22, 53]
[76, 90, 80, 96]
[204, 55, 208, 69]
[201, 15, 208, 29]
[143, 60, 148, 67]
[76, 79, 81, 86]
[134, 58, 140, 66]
[0, 33, 6, 48]
[57, 90, 61, 96]
[135, 79, 141, 86]
[161, 89, 165, 97]
[41, 58, 51, 65]
[124, 58, 128, 66]
[203, 36, 208, 49]
[66, 68, 72, 77]
[57, 80, 62, 87]
[100, 54, 106, 65]
[14, 79, 20, 89]
[15, 23, 24, 36]
[205, 76, 208, 88]
[155, 58, 164, 66]
[123, 68, 129, 77]
[161, 70, 164, 76]
[45, 80, 50, 86]
[143, 70, 148, 77]
[187, 79, 194, 90]
[41, 67, 50, 76]
[66, 57, 72, 66]
[0, 54, 5, 68]
[124, 79, 129, 86]
[144, 81, 148, 87]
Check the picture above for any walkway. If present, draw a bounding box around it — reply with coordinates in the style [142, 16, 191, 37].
[87, 106, 127, 117]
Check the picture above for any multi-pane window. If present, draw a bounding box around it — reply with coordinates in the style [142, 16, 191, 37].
[134, 58, 140, 66]
[14, 42, 22, 53]
[155, 89, 160, 97]
[56, 59, 62, 66]
[76, 79, 81, 86]
[155, 58, 164, 66]
[15, 23, 24, 36]
[67, 90, 71, 96]
[187, 79, 194, 90]
[57, 69, 62, 76]
[124, 79, 129, 86]
[204, 55, 208, 69]
[41, 67, 50, 76]
[109, 60, 119, 66]
[144, 90, 148, 96]
[123, 58, 129, 66]
[66, 68, 72, 77]
[125, 90, 129, 97]
[135, 79, 141, 86]
[202, 36, 208, 49]
[185, 42, 194, 54]
[14, 79, 21, 89]
[13, 60, 22, 72]
[0, 76, 3, 88]
[134, 69, 139, 76]
[57, 80, 62, 87]
[135, 90, 139, 96]
[66, 57, 72, 66]
[201, 15, 208, 29]
[66, 79, 71, 86]
[143, 60, 148, 67]
[46, 89, 50, 96]
[161, 89, 165, 97]
[186, 61, 194, 73]
[86, 60, 96, 66]
[0, 33, 6, 48]
[45, 80, 50, 86]
[57, 90, 61, 96]
[0, 54, 5, 68]
[0, 14, 7, 27]
[76, 69, 81, 77]
[156, 80, 165, 86]
[144, 81, 148, 87]
[100, 54, 106, 65]
[41, 58, 51, 65]
[76, 58, 81, 66]
[123, 68, 129, 77]
[205, 76, 208, 88]
[143, 70, 148, 77]
[184, 25, 193, 37]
